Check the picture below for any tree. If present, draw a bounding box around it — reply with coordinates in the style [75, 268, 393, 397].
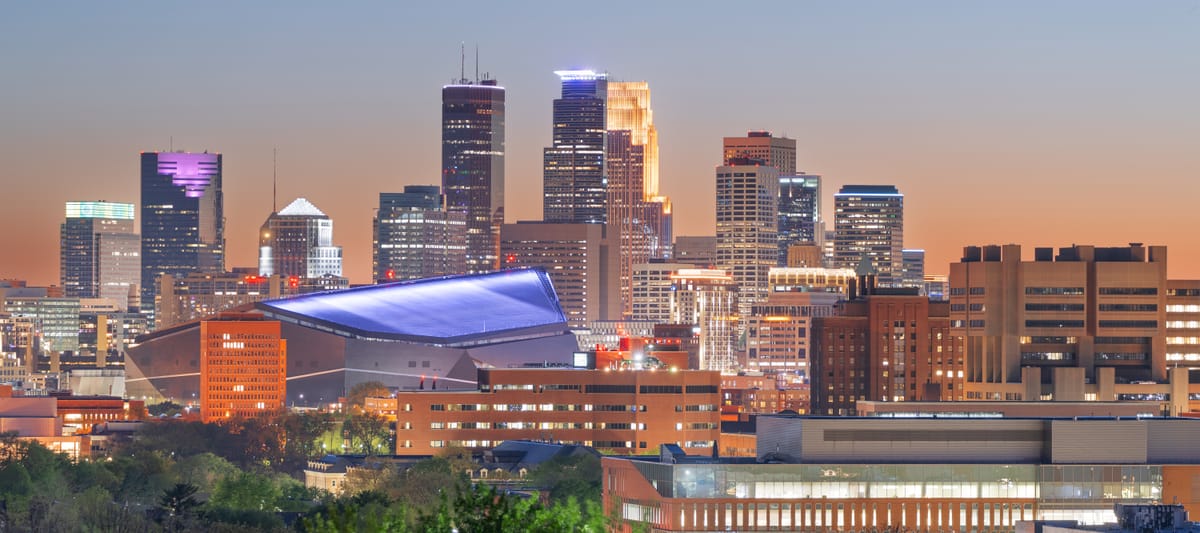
[159, 483, 199, 517]
[346, 381, 390, 412]
[343, 413, 389, 455]
[209, 471, 281, 511]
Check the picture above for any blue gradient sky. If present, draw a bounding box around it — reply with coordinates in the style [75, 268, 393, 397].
[2, 2, 1198, 285]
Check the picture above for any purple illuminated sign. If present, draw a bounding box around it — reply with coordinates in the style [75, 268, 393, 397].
[157, 152, 219, 198]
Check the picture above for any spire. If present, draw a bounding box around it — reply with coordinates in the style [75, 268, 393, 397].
[272, 147, 278, 213]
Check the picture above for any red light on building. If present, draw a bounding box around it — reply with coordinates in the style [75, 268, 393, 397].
[385, 269, 395, 280]
[505, 254, 516, 264]
[288, 275, 299, 288]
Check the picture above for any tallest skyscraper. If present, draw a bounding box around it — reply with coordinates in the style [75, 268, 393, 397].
[442, 75, 505, 273]
[543, 70, 608, 224]
[140, 151, 224, 319]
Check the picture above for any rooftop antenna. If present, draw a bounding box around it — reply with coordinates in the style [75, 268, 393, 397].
[272, 147, 278, 213]
[170, 136, 173, 152]
[459, 42, 466, 84]
[475, 43, 479, 83]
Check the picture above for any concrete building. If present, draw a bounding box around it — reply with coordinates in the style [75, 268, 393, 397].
[833, 185, 904, 286]
[716, 161, 779, 317]
[855, 400, 1164, 418]
[442, 77, 505, 273]
[199, 312, 286, 422]
[500, 222, 619, 328]
[154, 272, 294, 331]
[372, 186, 468, 282]
[1166, 279, 1200, 369]
[768, 266, 857, 296]
[722, 131, 796, 174]
[369, 365, 720, 456]
[745, 291, 840, 383]
[605, 416, 1200, 532]
[671, 269, 738, 372]
[631, 262, 696, 323]
[258, 198, 343, 279]
[673, 236, 717, 268]
[60, 201, 140, 309]
[950, 244, 1170, 400]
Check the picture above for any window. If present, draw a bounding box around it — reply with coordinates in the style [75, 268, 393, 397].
[1026, 287, 1085, 296]
[1099, 320, 1158, 328]
[1025, 320, 1084, 328]
[1025, 303, 1085, 312]
[1099, 287, 1158, 295]
[1099, 304, 1158, 312]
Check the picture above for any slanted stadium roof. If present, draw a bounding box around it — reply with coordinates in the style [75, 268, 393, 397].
[256, 269, 567, 344]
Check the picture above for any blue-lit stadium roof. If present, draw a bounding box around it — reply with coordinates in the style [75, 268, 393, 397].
[256, 269, 567, 344]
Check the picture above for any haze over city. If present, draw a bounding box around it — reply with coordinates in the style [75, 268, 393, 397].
[2, 1, 1198, 286]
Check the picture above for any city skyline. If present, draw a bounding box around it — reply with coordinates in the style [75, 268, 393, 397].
[3, 2, 1199, 286]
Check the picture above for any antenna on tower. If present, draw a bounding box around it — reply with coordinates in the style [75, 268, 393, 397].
[272, 147, 278, 213]
[170, 136, 174, 152]
[475, 44, 479, 83]
[460, 42, 466, 84]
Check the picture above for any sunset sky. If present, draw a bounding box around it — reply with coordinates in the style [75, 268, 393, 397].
[2, 2, 1198, 286]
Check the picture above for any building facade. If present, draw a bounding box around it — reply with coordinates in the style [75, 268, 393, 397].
[199, 313, 286, 422]
[777, 174, 821, 266]
[673, 236, 717, 268]
[373, 186, 467, 282]
[544, 70, 608, 225]
[60, 201, 140, 309]
[745, 291, 840, 383]
[812, 289, 961, 415]
[154, 272, 294, 331]
[372, 366, 720, 456]
[833, 185, 904, 287]
[950, 244, 1170, 400]
[442, 79, 505, 273]
[716, 161, 779, 318]
[258, 197, 343, 279]
[722, 131, 796, 174]
[632, 262, 696, 324]
[140, 151, 224, 316]
[671, 269, 738, 372]
[500, 222, 618, 328]
[605, 416, 1200, 532]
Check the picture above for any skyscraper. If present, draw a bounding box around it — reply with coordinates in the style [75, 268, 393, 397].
[258, 198, 343, 279]
[140, 151, 224, 317]
[606, 81, 672, 319]
[833, 185, 904, 286]
[373, 186, 467, 282]
[777, 174, 821, 265]
[442, 77, 505, 273]
[60, 201, 140, 309]
[722, 131, 796, 174]
[670, 269, 739, 372]
[499, 222, 619, 328]
[716, 160, 779, 316]
[543, 70, 607, 224]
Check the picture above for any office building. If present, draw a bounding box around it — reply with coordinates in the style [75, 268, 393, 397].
[126, 269, 579, 405]
[811, 273, 960, 415]
[951, 244, 1173, 398]
[671, 269, 738, 372]
[543, 70, 608, 224]
[673, 236, 717, 268]
[199, 312, 286, 422]
[442, 77, 505, 273]
[371, 365, 720, 456]
[631, 262, 696, 323]
[902, 249, 926, 291]
[78, 298, 147, 370]
[140, 151, 224, 317]
[925, 274, 949, 302]
[777, 174, 821, 266]
[1166, 280, 1200, 369]
[373, 186, 467, 281]
[716, 161, 779, 316]
[722, 131, 796, 174]
[833, 185, 904, 286]
[4, 293, 81, 356]
[258, 198, 343, 279]
[605, 416, 1200, 532]
[768, 266, 857, 295]
[607, 81, 672, 318]
[719, 374, 810, 416]
[154, 272, 295, 331]
[60, 201, 140, 309]
[500, 222, 619, 328]
[745, 291, 839, 382]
